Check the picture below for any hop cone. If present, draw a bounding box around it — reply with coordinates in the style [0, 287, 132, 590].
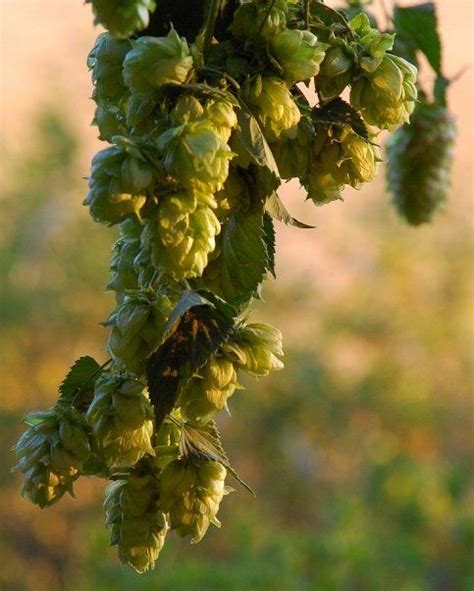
[106, 289, 173, 375]
[105, 469, 167, 573]
[387, 103, 456, 225]
[270, 117, 314, 180]
[223, 322, 284, 377]
[304, 123, 381, 204]
[142, 191, 220, 280]
[271, 29, 327, 85]
[243, 76, 301, 141]
[12, 407, 92, 508]
[316, 41, 356, 102]
[170, 95, 238, 144]
[157, 120, 234, 193]
[86, 0, 156, 39]
[159, 458, 229, 543]
[123, 29, 193, 96]
[107, 219, 142, 299]
[179, 357, 240, 423]
[86, 372, 155, 467]
[85, 138, 156, 224]
[350, 54, 417, 131]
[230, 0, 287, 41]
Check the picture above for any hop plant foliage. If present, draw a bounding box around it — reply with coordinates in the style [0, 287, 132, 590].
[13, 0, 456, 574]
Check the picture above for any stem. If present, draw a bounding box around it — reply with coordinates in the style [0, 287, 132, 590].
[202, 0, 223, 63]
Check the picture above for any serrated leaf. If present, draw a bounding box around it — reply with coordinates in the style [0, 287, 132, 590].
[313, 97, 370, 140]
[263, 213, 276, 279]
[200, 207, 270, 308]
[394, 2, 441, 75]
[180, 421, 255, 496]
[59, 356, 101, 402]
[309, 2, 350, 42]
[146, 304, 234, 431]
[265, 192, 315, 229]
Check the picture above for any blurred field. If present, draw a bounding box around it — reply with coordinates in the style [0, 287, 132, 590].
[1, 1, 473, 590]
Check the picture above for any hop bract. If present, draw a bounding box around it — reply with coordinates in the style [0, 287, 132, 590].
[106, 289, 173, 375]
[243, 76, 300, 141]
[84, 139, 156, 224]
[387, 103, 456, 225]
[223, 322, 284, 377]
[142, 191, 220, 280]
[123, 30, 193, 96]
[230, 0, 287, 42]
[271, 29, 327, 85]
[159, 458, 229, 543]
[105, 469, 167, 573]
[86, 372, 155, 467]
[12, 408, 92, 508]
[87, 0, 156, 39]
[350, 54, 418, 131]
[179, 357, 240, 423]
[304, 123, 381, 204]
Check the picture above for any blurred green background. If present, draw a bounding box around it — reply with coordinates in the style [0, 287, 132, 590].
[0, 1, 473, 590]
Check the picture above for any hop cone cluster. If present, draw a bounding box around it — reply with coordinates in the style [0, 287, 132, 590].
[386, 103, 456, 225]
[13, 407, 92, 507]
[17, 0, 460, 576]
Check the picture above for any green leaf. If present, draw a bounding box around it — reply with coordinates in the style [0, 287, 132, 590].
[231, 106, 280, 198]
[180, 421, 255, 496]
[59, 356, 102, 402]
[146, 303, 234, 431]
[265, 192, 315, 229]
[309, 1, 350, 42]
[394, 2, 442, 76]
[200, 207, 271, 307]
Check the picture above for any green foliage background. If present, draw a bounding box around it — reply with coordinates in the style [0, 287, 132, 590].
[0, 109, 472, 590]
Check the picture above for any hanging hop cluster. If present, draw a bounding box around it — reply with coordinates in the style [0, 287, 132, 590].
[15, 0, 453, 574]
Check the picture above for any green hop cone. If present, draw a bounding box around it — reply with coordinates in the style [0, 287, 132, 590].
[105, 469, 167, 573]
[170, 95, 238, 144]
[106, 288, 173, 375]
[179, 357, 240, 423]
[304, 123, 381, 204]
[157, 119, 234, 193]
[230, 0, 287, 42]
[223, 322, 284, 377]
[271, 29, 327, 85]
[350, 54, 418, 131]
[387, 103, 456, 225]
[270, 116, 314, 180]
[107, 219, 142, 299]
[142, 191, 220, 280]
[88, 34, 131, 140]
[242, 76, 301, 141]
[159, 458, 230, 543]
[86, 372, 155, 467]
[12, 407, 92, 508]
[316, 41, 356, 102]
[86, 0, 156, 39]
[123, 29, 193, 96]
[84, 138, 156, 224]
